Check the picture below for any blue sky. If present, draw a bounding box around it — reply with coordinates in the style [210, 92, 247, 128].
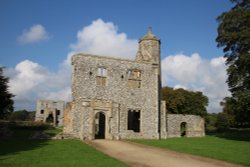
[0, 0, 233, 112]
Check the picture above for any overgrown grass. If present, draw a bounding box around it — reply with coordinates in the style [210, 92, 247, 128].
[133, 130, 250, 166]
[0, 140, 129, 167]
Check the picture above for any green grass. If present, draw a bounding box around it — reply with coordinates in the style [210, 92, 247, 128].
[44, 127, 62, 136]
[0, 139, 129, 167]
[0, 122, 128, 167]
[133, 133, 250, 166]
[6, 122, 62, 139]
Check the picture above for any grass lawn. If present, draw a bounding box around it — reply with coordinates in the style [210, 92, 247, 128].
[0, 140, 129, 167]
[0, 122, 129, 167]
[133, 130, 250, 166]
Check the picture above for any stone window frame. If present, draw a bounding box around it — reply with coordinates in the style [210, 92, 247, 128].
[96, 67, 107, 86]
[127, 69, 142, 88]
[40, 109, 44, 114]
[127, 109, 141, 133]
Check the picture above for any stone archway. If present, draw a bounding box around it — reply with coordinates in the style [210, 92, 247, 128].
[95, 112, 106, 139]
[46, 113, 54, 123]
[180, 122, 187, 137]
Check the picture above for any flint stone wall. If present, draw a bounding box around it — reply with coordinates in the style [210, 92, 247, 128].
[35, 100, 65, 126]
[167, 114, 205, 138]
[69, 54, 160, 140]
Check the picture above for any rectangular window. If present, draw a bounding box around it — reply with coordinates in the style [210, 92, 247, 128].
[127, 110, 140, 132]
[96, 67, 107, 86]
[56, 110, 60, 115]
[128, 70, 141, 88]
[40, 110, 44, 114]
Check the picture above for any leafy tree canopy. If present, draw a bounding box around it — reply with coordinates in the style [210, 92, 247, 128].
[0, 67, 14, 119]
[216, 0, 250, 126]
[216, 0, 250, 95]
[161, 87, 208, 117]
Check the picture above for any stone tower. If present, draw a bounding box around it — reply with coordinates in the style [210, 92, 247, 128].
[136, 27, 161, 65]
[63, 29, 205, 140]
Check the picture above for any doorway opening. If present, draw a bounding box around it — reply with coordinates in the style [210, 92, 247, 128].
[180, 122, 187, 137]
[46, 113, 54, 123]
[95, 112, 106, 139]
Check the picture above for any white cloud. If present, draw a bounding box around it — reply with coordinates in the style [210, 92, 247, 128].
[8, 19, 230, 113]
[68, 18, 137, 63]
[174, 84, 187, 90]
[17, 24, 49, 44]
[6, 60, 71, 110]
[162, 53, 201, 84]
[8, 19, 138, 110]
[161, 53, 231, 112]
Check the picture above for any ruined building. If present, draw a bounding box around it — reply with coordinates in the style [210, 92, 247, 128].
[63, 29, 205, 140]
[35, 100, 65, 126]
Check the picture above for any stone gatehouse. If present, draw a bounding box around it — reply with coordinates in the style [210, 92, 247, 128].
[63, 29, 205, 140]
[35, 100, 65, 126]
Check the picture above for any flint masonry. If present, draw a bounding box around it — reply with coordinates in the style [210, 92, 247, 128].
[63, 29, 205, 140]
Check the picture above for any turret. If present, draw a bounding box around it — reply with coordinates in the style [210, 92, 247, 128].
[136, 27, 161, 64]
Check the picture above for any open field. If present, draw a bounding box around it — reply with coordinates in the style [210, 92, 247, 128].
[132, 130, 250, 166]
[0, 122, 129, 167]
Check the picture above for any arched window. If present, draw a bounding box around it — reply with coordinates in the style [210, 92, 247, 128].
[180, 122, 187, 137]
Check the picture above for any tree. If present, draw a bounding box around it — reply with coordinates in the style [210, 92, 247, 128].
[161, 87, 185, 114]
[161, 87, 208, 117]
[0, 67, 14, 119]
[9, 110, 29, 121]
[220, 97, 237, 126]
[216, 0, 250, 126]
[205, 113, 218, 131]
[216, 112, 231, 131]
[9, 110, 35, 121]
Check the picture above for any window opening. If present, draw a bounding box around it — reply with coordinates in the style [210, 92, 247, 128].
[127, 110, 140, 132]
[56, 110, 60, 115]
[128, 70, 141, 88]
[96, 67, 107, 86]
[180, 122, 187, 137]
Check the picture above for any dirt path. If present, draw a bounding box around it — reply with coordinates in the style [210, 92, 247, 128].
[87, 140, 244, 167]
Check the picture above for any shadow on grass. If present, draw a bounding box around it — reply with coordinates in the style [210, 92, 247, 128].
[0, 121, 55, 158]
[0, 139, 50, 157]
[207, 128, 250, 142]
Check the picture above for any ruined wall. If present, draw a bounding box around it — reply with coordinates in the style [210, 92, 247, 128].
[167, 114, 205, 138]
[35, 100, 65, 126]
[63, 30, 205, 140]
[68, 54, 160, 140]
[63, 102, 73, 134]
[160, 100, 167, 139]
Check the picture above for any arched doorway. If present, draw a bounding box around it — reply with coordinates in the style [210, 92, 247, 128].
[180, 122, 187, 137]
[95, 112, 106, 139]
[46, 113, 54, 123]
